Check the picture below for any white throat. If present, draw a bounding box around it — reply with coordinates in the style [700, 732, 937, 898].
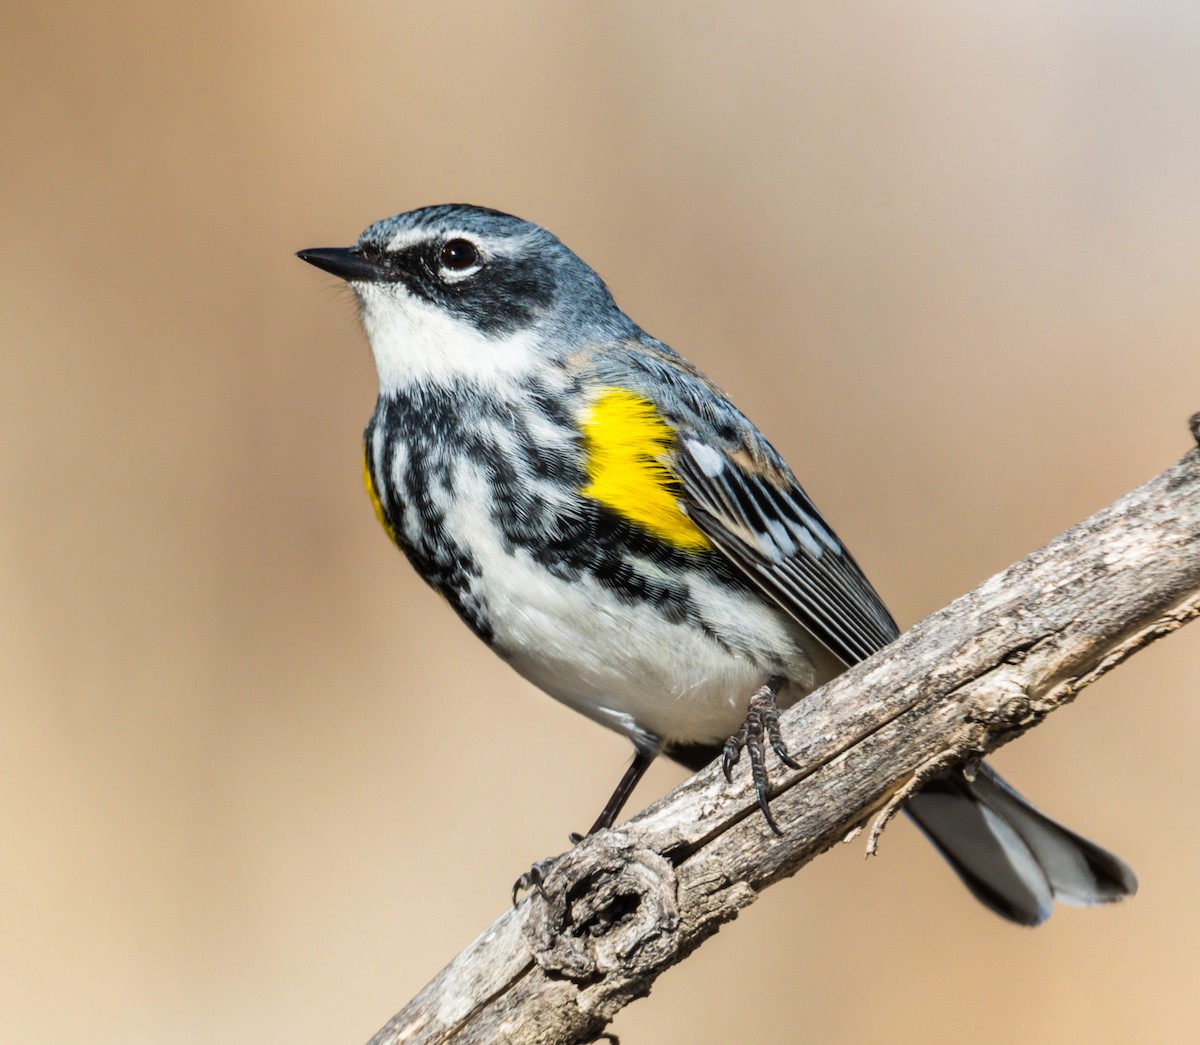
[355, 281, 540, 392]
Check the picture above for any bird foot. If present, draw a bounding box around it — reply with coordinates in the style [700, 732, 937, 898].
[721, 675, 797, 834]
[512, 855, 558, 906]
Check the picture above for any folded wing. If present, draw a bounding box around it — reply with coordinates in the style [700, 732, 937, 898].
[672, 432, 899, 666]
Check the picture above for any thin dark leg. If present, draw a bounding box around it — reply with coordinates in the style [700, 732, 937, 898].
[514, 747, 657, 904]
[584, 747, 657, 836]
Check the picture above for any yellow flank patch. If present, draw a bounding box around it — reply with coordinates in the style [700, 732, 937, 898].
[362, 443, 398, 544]
[580, 387, 713, 552]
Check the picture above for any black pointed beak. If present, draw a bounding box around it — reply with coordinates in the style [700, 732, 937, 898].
[296, 246, 386, 282]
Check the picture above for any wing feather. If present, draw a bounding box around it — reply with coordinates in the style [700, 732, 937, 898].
[674, 439, 899, 666]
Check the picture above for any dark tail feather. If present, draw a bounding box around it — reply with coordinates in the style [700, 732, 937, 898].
[904, 762, 1137, 926]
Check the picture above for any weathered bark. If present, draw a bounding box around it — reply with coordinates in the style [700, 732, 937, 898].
[368, 416, 1200, 1045]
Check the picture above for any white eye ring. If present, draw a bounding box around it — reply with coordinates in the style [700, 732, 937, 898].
[438, 237, 484, 282]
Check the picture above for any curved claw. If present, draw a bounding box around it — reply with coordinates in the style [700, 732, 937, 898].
[721, 732, 743, 781]
[512, 859, 553, 906]
[774, 745, 802, 771]
[764, 702, 801, 771]
[756, 783, 783, 835]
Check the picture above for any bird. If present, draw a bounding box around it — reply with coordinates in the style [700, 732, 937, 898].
[297, 203, 1136, 925]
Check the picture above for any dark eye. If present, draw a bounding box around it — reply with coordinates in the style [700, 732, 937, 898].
[439, 238, 479, 272]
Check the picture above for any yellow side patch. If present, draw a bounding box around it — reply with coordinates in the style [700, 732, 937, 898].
[580, 387, 713, 552]
[362, 443, 398, 544]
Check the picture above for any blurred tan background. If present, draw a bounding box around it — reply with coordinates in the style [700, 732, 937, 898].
[3, 2, 1199, 1042]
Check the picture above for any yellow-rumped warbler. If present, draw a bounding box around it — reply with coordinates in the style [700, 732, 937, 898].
[298, 204, 1135, 924]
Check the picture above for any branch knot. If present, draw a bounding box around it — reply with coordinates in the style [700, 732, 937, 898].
[523, 834, 680, 984]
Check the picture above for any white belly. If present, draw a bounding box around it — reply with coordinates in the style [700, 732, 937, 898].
[497, 574, 809, 748]
[467, 528, 821, 746]
[431, 461, 834, 750]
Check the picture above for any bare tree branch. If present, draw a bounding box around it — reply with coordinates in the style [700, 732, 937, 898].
[368, 416, 1200, 1045]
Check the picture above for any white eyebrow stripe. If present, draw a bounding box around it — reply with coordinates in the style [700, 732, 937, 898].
[381, 227, 543, 256]
[384, 228, 479, 252]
